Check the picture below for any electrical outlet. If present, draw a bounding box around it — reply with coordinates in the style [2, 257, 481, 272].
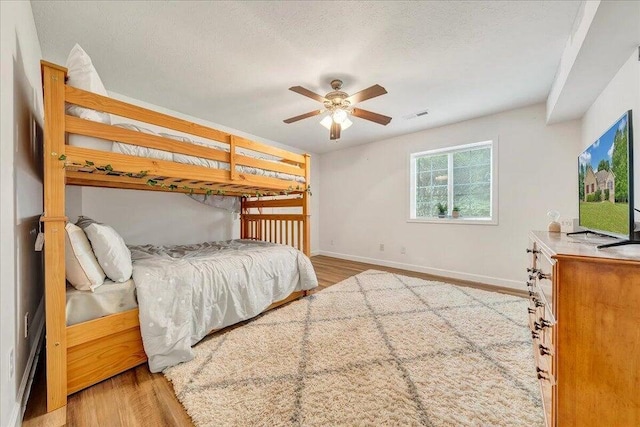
[9, 348, 14, 379]
[560, 219, 575, 233]
[24, 312, 29, 339]
[379, 243, 385, 251]
[400, 246, 406, 255]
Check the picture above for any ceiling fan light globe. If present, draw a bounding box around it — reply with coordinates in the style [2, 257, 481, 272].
[332, 109, 348, 124]
[320, 115, 333, 130]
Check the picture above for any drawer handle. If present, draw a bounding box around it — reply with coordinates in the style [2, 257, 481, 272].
[536, 368, 557, 385]
[528, 274, 537, 281]
[528, 291, 539, 299]
[526, 248, 540, 254]
[531, 331, 540, 340]
[527, 268, 540, 274]
[539, 344, 554, 356]
[537, 272, 552, 281]
[538, 318, 552, 328]
[528, 308, 536, 314]
[531, 298, 545, 308]
[534, 321, 548, 331]
[534, 318, 552, 330]
[526, 281, 534, 289]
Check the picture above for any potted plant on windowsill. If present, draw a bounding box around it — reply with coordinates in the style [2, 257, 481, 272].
[452, 206, 460, 218]
[436, 202, 447, 218]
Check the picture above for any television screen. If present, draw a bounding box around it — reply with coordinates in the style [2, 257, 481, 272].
[578, 111, 633, 238]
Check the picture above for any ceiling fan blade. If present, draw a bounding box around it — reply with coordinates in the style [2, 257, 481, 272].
[289, 86, 328, 103]
[283, 110, 323, 124]
[351, 108, 392, 125]
[345, 84, 387, 105]
[330, 121, 341, 140]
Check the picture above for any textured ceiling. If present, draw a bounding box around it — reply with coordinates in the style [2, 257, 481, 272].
[32, 1, 581, 153]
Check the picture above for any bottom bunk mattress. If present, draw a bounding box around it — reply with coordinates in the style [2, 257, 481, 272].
[66, 279, 137, 326]
[128, 239, 318, 372]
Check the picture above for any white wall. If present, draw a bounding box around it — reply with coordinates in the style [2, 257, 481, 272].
[319, 103, 581, 288]
[581, 50, 640, 221]
[80, 188, 238, 245]
[75, 92, 321, 252]
[0, 2, 45, 426]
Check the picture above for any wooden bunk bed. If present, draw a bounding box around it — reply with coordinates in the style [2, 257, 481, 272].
[40, 61, 312, 415]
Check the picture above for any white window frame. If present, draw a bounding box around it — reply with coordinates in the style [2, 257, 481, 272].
[408, 140, 498, 225]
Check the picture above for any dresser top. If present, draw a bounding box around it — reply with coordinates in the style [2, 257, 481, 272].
[530, 231, 640, 262]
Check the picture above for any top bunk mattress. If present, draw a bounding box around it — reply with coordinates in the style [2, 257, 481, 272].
[68, 124, 306, 184]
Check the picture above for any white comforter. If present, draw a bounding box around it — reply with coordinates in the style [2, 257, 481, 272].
[129, 239, 318, 372]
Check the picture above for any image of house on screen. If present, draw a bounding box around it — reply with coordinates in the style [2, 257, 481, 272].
[584, 166, 616, 203]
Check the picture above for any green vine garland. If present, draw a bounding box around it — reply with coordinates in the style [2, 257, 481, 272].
[57, 154, 312, 200]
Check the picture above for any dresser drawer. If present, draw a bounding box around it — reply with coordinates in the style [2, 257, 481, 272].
[536, 321, 555, 427]
[528, 307, 555, 427]
[527, 240, 556, 323]
[526, 277, 555, 331]
[527, 299, 555, 353]
[535, 250, 555, 319]
[538, 364, 554, 427]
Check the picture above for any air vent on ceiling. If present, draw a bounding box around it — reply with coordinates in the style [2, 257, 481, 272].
[403, 109, 429, 120]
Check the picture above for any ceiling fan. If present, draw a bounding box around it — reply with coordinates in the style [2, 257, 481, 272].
[283, 79, 392, 140]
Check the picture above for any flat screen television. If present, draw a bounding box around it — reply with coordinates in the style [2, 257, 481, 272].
[576, 110, 636, 248]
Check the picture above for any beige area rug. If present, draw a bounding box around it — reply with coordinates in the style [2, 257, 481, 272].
[165, 270, 543, 427]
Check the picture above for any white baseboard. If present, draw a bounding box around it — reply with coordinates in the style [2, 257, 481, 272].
[12, 297, 45, 427]
[310, 250, 321, 256]
[318, 250, 523, 291]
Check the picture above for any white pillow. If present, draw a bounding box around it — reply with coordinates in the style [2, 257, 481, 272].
[65, 44, 111, 124]
[160, 132, 220, 168]
[84, 223, 132, 283]
[112, 123, 173, 161]
[65, 223, 106, 291]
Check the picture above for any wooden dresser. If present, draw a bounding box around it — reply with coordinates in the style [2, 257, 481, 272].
[527, 231, 640, 426]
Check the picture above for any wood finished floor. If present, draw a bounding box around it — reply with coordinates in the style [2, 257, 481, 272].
[23, 255, 525, 427]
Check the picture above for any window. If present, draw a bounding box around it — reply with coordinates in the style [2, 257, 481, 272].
[409, 140, 496, 223]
